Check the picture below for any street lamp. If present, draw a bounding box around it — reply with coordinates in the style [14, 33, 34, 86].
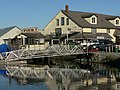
[67, 28, 71, 44]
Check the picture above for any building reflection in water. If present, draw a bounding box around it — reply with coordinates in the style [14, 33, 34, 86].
[3, 61, 120, 90]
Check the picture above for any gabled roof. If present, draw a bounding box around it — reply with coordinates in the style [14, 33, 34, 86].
[62, 10, 120, 29]
[22, 32, 45, 38]
[0, 26, 19, 37]
[106, 16, 120, 20]
[82, 13, 97, 18]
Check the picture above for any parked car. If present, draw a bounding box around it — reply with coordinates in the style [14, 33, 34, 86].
[80, 40, 99, 46]
[98, 39, 113, 45]
[83, 44, 99, 52]
[83, 43, 116, 52]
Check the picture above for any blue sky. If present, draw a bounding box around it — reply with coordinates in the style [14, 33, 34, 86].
[0, 0, 120, 29]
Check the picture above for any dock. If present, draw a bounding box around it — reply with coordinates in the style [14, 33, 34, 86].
[0, 45, 85, 63]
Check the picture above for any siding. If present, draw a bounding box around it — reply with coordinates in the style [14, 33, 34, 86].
[97, 29, 106, 33]
[44, 11, 79, 35]
[83, 28, 91, 32]
[0, 27, 21, 44]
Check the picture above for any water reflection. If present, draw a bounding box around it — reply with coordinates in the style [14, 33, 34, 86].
[0, 74, 49, 90]
[0, 62, 120, 90]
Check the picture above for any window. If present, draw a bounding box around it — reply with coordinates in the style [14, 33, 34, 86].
[31, 29, 34, 31]
[35, 29, 38, 31]
[61, 17, 64, 25]
[91, 15, 97, 24]
[56, 19, 59, 26]
[92, 17, 96, 23]
[91, 28, 96, 34]
[52, 39, 59, 44]
[27, 38, 34, 45]
[107, 29, 110, 33]
[66, 18, 69, 25]
[116, 20, 119, 25]
[55, 28, 62, 37]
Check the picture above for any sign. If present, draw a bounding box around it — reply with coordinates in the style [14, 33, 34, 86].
[68, 28, 82, 33]
[97, 36, 104, 39]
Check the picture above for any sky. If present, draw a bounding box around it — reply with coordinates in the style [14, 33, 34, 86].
[0, 0, 120, 29]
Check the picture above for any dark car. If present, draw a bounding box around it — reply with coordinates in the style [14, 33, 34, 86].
[98, 39, 113, 45]
[84, 44, 99, 52]
[96, 39, 114, 51]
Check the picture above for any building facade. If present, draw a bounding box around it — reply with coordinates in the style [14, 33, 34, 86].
[16, 32, 45, 50]
[0, 26, 22, 49]
[44, 5, 120, 45]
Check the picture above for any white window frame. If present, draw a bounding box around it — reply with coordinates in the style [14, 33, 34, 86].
[115, 17, 120, 26]
[51, 39, 60, 45]
[56, 19, 59, 26]
[66, 18, 69, 25]
[61, 17, 65, 25]
[91, 15, 97, 24]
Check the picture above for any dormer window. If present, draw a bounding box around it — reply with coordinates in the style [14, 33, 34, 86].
[108, 17, 120, 26]
[114, 17, 120, 26]
[91, 15, 97, 24]
[92, 17, 96, 23]
[116, 19, 119, 25]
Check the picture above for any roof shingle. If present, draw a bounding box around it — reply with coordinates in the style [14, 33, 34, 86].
[22, 32, 45, 38]
[0, 26, 17, 37]
[62, 10, 120, 29]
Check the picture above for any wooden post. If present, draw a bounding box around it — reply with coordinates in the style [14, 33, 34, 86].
[106, 47, 107, 52]
[109, 46, 110, 53]
[39, 39, 40, 50]
[115, 45, 118, 53]
[34, 38, 35, 50]
[112, 45, 113, 52]
[28, 38, 30, 50]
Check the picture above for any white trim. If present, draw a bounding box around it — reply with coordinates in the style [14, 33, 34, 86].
[115, 17, 120, 26]
[90, 15, 97, 24]
[51, 39, 60, 45]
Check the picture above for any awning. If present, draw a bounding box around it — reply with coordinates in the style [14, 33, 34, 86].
[59, 32, 83, 40]
[83, 32, 113, 40]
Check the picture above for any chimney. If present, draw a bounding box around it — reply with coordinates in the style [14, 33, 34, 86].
[65, 5, 69, 13]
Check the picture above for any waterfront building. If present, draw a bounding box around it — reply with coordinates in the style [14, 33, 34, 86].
[16, 32, 45, 50]
[0, 26, 22, 49]
[44, 5, 120, 45]
[21, 27, 45, 50]
[0, 26, 45, 50]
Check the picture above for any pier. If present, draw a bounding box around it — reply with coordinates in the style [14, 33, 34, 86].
[0, 45, 85, 63]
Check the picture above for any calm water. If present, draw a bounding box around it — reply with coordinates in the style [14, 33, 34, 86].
[0, 75, 49, 90]
[0, 60, 120, 90]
